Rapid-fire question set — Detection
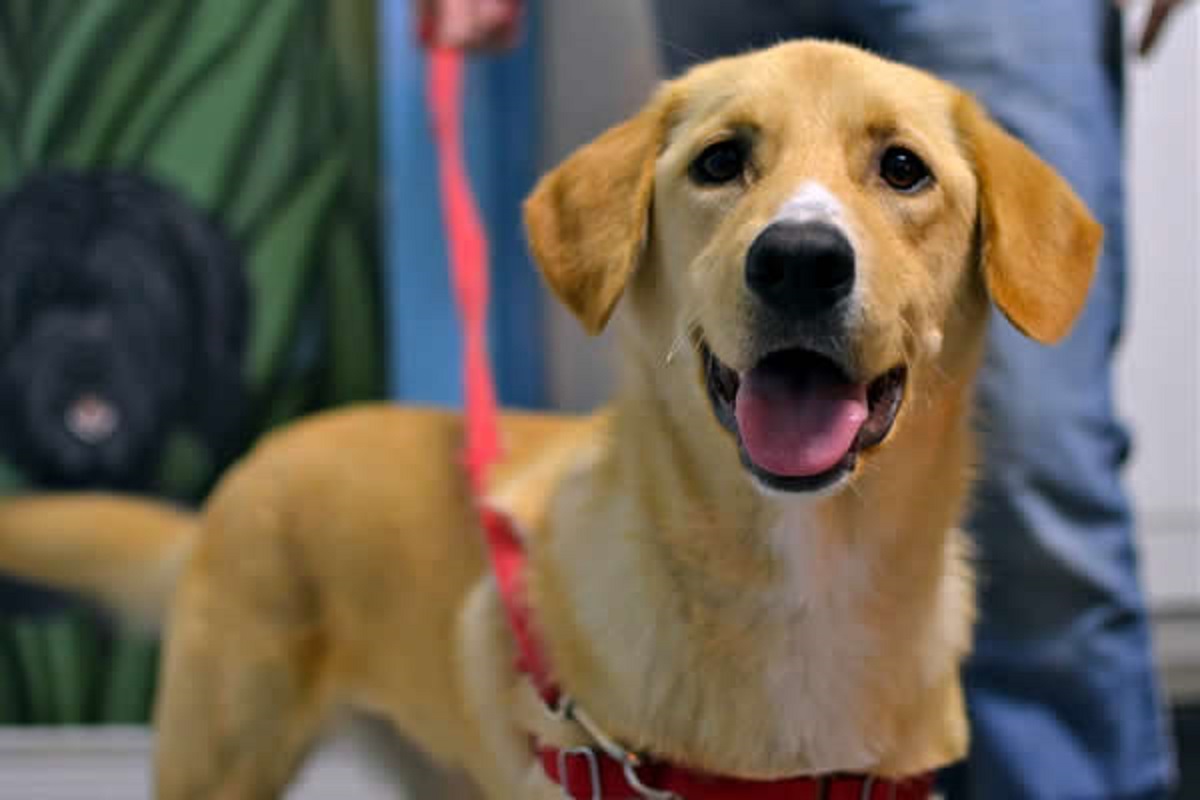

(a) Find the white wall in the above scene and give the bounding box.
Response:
[538,2,1200,609]
[1121,5,1200,607]
[538,0,657,412]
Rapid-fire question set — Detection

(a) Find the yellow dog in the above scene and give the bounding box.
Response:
[0,40,1098,798]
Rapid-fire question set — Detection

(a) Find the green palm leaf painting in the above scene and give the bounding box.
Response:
[0,0,383,724]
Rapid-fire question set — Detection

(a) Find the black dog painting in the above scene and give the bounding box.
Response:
[0,0,386,726]
[0,170,249,490]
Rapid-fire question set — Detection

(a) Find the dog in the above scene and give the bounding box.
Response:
[0,41,1098,798]
[0,169,249,490]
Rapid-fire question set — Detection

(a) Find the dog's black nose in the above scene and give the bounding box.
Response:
[745,221,855,317]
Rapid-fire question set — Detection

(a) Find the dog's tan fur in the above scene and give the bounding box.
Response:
[0,42,1099,798]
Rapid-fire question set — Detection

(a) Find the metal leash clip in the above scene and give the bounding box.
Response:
[553,696,682,800]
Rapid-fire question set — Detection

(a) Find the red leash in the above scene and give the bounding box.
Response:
[427,49,500,495]
[427,47,555,698]
[425,47,931,800]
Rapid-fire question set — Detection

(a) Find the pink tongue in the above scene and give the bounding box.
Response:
[735,363,868,478]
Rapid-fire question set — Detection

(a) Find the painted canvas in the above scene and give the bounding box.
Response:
[0,0,384,724]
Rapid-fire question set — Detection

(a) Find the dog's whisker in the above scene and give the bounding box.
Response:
[666,334,687,366]
[897,315,921,356]
[685,285,728,326]
[665,317,702,365]
[656,36,704,65]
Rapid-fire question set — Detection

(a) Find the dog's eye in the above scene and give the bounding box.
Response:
[690,140,748,186]
[880,147,931,192]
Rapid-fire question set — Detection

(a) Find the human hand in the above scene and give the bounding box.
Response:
[1117,0,1191,56]
[416,0,523,52]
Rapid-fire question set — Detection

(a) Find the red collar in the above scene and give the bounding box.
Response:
[542,747,933,800]
[430,45,934,800]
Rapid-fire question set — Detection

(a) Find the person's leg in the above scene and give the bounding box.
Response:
[839,2,1176,797]
[651,0,846,75]
[380,1,545,409]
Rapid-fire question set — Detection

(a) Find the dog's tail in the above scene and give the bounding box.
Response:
[0,494,197,628]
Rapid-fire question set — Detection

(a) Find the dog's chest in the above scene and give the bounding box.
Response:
[609,506,899,773]
[748,527,884,770]
[547,475,969,775]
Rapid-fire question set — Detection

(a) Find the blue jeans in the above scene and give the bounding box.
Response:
[380,1,545,409]
[652,2,1176,797]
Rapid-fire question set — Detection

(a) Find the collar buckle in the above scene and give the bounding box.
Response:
[557,747,602,800]
[860,775,902,800]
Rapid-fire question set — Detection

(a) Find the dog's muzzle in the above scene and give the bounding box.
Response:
[65,392,121,444]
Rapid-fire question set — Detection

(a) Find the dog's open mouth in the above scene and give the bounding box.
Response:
[702,341,907,492]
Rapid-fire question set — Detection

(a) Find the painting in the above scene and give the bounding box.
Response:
[0,0,383,724]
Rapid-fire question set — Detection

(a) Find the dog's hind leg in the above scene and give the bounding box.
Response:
[152,588,333,799]
[151,550,335,800]
[152,591,485,800]
[145,440,355,800]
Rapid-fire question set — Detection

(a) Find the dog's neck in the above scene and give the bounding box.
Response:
[527,353,976,779]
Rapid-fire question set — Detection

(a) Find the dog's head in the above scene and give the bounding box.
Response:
[525,41,1099,496]
[0,170,249,488]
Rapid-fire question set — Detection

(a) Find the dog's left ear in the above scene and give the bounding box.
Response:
[956,95,1102,344]
[523,101,664,335]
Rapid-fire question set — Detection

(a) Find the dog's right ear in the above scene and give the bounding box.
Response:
[955,94,1101,344]
[523,102,664,335]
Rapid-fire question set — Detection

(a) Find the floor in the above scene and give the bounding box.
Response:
[0,706,1196,798]
[1174,704,1199,799]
